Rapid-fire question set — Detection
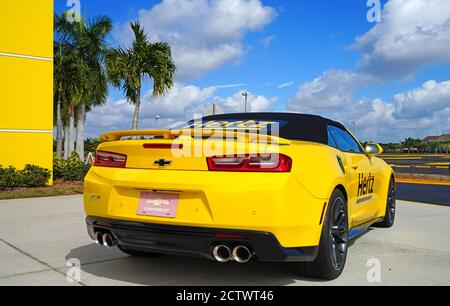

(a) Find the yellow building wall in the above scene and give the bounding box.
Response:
[0,0,53,184]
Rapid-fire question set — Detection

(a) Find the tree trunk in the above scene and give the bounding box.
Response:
[69,105,75,156]
[64,123,69,160]
[76,104,85,161]
[56,88,63,157]
[131,88,141,130]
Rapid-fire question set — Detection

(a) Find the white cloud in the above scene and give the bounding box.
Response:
[85,85,278,137]
[212,91,278,113]
[86,83,216,136]
[288,70,375,113]
[261,34,276,48]
[277,81,294,89]
[211,83,246,89]
[288,71,450,142]
[354,0,450,78]
[140,83,217,119]
[394,80,450,119]
[115,0,277,80]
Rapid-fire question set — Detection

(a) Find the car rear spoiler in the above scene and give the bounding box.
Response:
[99,129,291,145]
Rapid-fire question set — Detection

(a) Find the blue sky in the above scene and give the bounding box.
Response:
[55,0,450,142]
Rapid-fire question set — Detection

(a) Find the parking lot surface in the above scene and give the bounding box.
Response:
[0,195,449,286]
[382,155,450,176]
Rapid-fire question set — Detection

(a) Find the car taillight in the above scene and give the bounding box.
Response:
[207,154,292,172]
[94,151,127,168]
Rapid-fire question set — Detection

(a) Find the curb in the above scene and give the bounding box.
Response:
[396,178,450,186]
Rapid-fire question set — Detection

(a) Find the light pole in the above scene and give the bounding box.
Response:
[352,121,357,137]
[155,115,160,129]
[242,91,249,113]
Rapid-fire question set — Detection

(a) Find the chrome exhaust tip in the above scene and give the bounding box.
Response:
[232,246,253,264]
[213,245,232,263]
[94,232,103,245]
[102,233,117,249]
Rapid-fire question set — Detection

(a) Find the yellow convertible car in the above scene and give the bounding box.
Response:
[84,113,396,280]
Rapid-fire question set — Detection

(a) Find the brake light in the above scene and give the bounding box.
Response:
[94,151,127,168]
[207,154,292,172]
[143,143,183,149]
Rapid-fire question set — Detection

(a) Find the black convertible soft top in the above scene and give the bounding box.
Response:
[199,113,347,145]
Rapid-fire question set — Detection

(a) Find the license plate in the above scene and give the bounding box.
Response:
[137,192,179,218]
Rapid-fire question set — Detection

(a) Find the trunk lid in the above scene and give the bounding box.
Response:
[98,130,290,171]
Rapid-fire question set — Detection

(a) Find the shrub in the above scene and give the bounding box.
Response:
[53,153,65,180]
[0,164,50,189]
[60,151,90,181]
[84,138,101,155]
[0,165,20,189]
[18,165,51,188]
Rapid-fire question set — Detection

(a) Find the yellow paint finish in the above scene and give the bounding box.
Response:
[382,154,450,158]
[0,0,53,184]
[0,132,53,184]
[0,0,53,58]
[0,56,53,130]
[84,136,394,248]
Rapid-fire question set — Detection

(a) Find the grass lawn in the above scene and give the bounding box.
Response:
[0,180,83,200]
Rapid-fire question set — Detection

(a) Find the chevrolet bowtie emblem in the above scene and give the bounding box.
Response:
[154,159,172,167]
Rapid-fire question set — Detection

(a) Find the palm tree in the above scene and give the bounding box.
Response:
[54,44,65,157]
[106,21,176,130]
[402,138,414,153]
[53,43,86,159]
[55,13,112,159]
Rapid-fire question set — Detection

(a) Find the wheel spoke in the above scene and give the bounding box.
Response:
[335,212,345,226]
[334,243,342,264]
[333,206,341,223]
[331,243,338,266]
[331,225,346,235]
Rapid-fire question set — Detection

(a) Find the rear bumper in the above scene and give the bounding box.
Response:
[84,167,328,248]
[86,217,319,262]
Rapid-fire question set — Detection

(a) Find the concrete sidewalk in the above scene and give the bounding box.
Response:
[0,195,449,286]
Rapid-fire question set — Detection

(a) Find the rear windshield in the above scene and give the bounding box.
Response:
[170,113,338,144]
[172,119,287,134]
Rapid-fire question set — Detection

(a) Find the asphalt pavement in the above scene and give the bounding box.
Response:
[397,183,450,206]
[0,195,449,286]
[382,155,450,176]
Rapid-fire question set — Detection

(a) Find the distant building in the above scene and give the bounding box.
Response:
[423,134,450,143]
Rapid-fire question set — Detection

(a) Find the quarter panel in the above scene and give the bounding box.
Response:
[287,142,348,200]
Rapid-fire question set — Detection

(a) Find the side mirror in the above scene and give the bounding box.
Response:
[365,143,383,156]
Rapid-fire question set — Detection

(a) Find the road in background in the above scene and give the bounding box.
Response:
[380,155,449,205]
[394,168,449,175]
[397,183,450,206]
[382,155,449,176]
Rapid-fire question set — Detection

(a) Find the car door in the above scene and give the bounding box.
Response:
[327,126,378,227]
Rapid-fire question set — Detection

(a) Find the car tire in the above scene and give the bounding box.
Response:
[118,245,164,258]
[293,189,349,280]
[373,177,396,228]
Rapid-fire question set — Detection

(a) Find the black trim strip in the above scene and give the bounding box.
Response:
[356,195,373,204]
